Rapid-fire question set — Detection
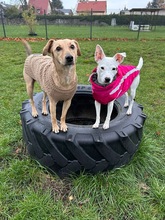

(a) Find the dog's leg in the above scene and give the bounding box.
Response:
[103,101,114,130]
[126,89,136,115]
[49,97,59,133]
[60,99,71,132]
[42,91,48,115]
[126,75,139,115]
[124,92,129,107]
[93,100,101,128]
[25,74,38,117]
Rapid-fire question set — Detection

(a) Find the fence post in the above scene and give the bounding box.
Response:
[137,24,141,40]
[44,10,48,40]
[0,9,6,38]
[90,9,93,40]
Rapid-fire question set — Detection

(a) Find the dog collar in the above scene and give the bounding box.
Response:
[89,65,140,105]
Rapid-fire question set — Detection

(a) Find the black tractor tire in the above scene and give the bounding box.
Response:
[20,85,146,177]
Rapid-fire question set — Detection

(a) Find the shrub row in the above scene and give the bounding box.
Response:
[3,14,165,26]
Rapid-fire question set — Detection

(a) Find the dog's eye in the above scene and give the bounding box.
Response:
[56,46,62,51]
[112,67,116,71]
[101,66,104,70]
[70,44,75,50]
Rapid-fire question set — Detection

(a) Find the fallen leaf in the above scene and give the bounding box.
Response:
[68,195,74,201]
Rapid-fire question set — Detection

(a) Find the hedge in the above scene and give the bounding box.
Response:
[4,14,165,26]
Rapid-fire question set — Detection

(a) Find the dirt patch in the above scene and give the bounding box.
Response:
[41,174,73,202]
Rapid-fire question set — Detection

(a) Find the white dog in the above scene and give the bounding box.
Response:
[89,44,143,130]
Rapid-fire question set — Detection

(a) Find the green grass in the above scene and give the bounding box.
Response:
[0,25,165,219]
[1,25,165,40]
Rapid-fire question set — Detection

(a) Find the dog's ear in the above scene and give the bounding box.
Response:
[42,39,55,55]
[114,52,126,64]
[95,44,105,62]
[73,40,81,56]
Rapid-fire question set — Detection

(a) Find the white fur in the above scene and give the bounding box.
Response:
[93,44,143,130]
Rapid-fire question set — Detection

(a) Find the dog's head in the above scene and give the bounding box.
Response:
[42,39,81,66]
[95,44,126,85]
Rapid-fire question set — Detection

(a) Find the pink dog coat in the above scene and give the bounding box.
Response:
[89,65,140,105]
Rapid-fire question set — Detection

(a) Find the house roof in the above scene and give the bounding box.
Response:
[56,9,73,14]
[28,0,50,14]
[77,1,107,13]
[130,8,163,13]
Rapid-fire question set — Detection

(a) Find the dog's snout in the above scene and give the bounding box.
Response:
[105,77,110,83]
[65,55,73,64]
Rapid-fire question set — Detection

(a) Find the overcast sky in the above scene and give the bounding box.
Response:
[4,0,150,13]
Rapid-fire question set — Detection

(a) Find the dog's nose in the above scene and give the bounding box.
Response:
[105,77,110,83]
[65,55,73,64]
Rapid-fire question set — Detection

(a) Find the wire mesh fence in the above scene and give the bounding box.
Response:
[0,17,165,41]
[1,24,165,41]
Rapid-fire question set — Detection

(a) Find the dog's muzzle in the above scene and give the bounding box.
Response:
[104,77,110,84]
[65,55,74,65]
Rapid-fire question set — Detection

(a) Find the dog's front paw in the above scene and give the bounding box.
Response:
[103,122,109,130]
[42,110,48,116]
[92,123,99,129]
[52,124,60,133]
[124,103,129,108]
[32,112,38,118]
[60,123,68,132]
[126,111,132,116]
[126,108,132,115]
[32,109,38,118]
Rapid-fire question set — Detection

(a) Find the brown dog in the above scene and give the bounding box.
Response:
[23,39,81,133]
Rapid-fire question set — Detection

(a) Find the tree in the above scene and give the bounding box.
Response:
[147,2,152,8]
[151,0,159,8]
[5,6,20,18]
[17,0,28,10]
[147,0,160,8]
[22,6,37,35]
[51,0,63,9]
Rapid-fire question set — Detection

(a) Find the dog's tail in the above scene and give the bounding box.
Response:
[22,39,32,56]
[136,57,143,70]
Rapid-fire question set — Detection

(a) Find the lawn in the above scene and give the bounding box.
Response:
[0,25,165,219]
[1,24,165,40]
